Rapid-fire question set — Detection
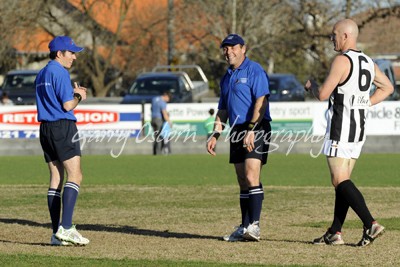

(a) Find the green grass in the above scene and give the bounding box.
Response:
[1,154,399,187]
[0,254,273,267]
[0,153,399,266]
[305,217,400,231]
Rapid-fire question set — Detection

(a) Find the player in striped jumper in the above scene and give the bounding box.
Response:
[305,19,393,246]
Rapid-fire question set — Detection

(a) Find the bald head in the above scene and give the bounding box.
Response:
[331,18,359,52]
[334,19,359,40]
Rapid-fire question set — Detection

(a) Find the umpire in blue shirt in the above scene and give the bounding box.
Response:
[151,91,172,155]
[35,36,89,246]
[207,34,272,242]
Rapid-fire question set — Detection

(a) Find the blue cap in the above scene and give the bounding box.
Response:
[220,34,245,48]
[49,36,84,53]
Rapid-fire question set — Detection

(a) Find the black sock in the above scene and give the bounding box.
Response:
[329,188,349,234]
[61,182,80,229]
[337,180,374,229]
[47,188,61,233]
[248,184,264,224]
[240,190,249,227]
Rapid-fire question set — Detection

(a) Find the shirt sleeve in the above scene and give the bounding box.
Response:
[54,71,74,104]
[251,65,270,99]
[217,95,226,110]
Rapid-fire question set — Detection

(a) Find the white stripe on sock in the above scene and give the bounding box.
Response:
[249,188,263,195]
[64,182,80,192]
[47,190,61,197]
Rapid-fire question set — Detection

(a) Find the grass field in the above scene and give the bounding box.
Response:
[0,154,399,266]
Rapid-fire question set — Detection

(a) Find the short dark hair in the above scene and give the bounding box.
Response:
[49,50,66,60]
[163,90,172,98]
[209,108,215,115]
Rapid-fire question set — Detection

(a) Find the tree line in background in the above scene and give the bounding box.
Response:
[0,0,399,97]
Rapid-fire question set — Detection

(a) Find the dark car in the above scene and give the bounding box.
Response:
[1,69,39,105]
[268,73,305,101]
[121,72,193,104]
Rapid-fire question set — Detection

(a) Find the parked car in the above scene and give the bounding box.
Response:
[121,65,209,104]
[268,73,305,101]
[121,72,194,104]
[1,69,39,105]
[371,59,399,100]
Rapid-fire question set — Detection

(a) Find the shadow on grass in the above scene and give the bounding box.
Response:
[3,218,348,246]
[265,238,359,247]
[0,218,220,243]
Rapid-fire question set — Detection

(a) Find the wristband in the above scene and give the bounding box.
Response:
[74,93,82,103]
[247,122,256,131]
[212,131,221,140]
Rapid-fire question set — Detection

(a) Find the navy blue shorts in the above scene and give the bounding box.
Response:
[229,119,271,165]
[39,120,81,163]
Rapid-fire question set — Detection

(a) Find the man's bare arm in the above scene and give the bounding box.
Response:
[370,63,394,106]
[305,55,349,101]
[213,110,228,133]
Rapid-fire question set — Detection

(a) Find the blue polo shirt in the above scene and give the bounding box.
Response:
[218,57,271,126]
[35,61,76,122]
[151,96,167,119]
